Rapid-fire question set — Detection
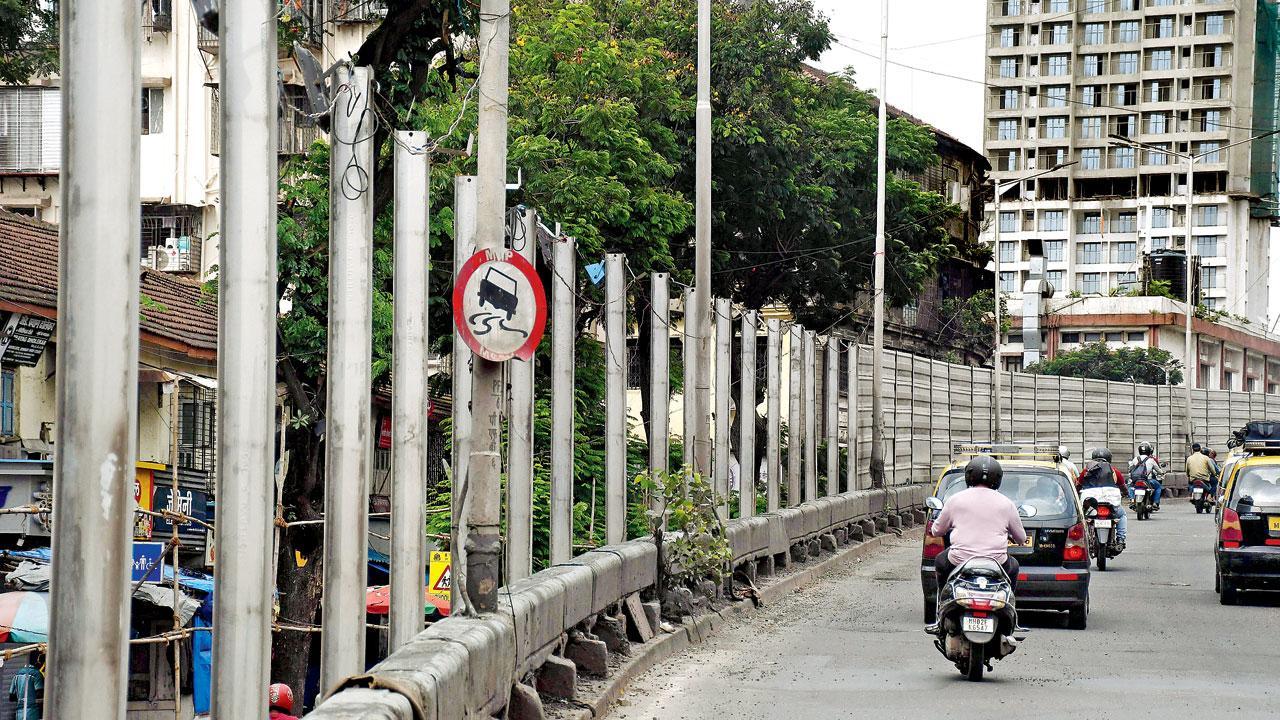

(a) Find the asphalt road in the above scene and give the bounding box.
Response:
[607,501,1280,720]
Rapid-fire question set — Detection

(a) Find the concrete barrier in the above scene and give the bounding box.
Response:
[306,485,928,719]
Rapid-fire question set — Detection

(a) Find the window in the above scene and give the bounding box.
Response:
[1147,145,1170,165]
[1151,207,1170,228]
[1044,86,1068,108]
[1117,52,1138,74]
[1118,20,1139,42]
[1046,146,1068,167]
[141,87,163,135]
[1001,88,1020,109]
[1114,146,1135,169]
[1047,54,1069,75]
[999,57,1019,78]
[1081,273,1102,294]
[1081,117,1103,139]
[1000,241,1018,262]
[1080,213,1102,234]
[999,27,1018,47]
[1045,240,1065,261]
[1084,0,1105,11]
[1081,85,1102,107]
[1001,0,1022,16]
[0,87,61,172]
[1047,270,1066,290]
[1200,110,1221,131]
[1147,80,1172,102]
[1149,49,1172,71]
[1082,54,1103,76]
[999,211,1017,232]
[997,119,1019,140]
[1078,242,1104,264]
[1114,213,1137,233]
[1106,332,1124,342]
[1151,16,1175,38]
[1084,332,1102,342]
[1198,141,1221,163]
[1040,210,1065,231]
[1084,23,1105,44]
[1047,25,1070,46]
[1113,241,1137,262]
[1061,331,1080,343]
[1150,236,1170,250]
[1199,78,1223,100]
[1050,0,1070,11]
[1127,331,1145,342]
[1117,272,1138,289]
[1147,112,1167,134]
[0,368,12,436]
[1194,236,1222,257]
[1196,205,1220,226]
[1115,84,1138,106]
[1204,14,1224,35]
[1081,147,1102,170]
[1201,266,1223,289]
[1044,116,1067,139]
[178,384,216,472]
[1000,271,1018,293]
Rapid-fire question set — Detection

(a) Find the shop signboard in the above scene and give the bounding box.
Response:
[0,313,54,367]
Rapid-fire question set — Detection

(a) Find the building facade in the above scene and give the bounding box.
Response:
[0,0,381,277]
[984,0,1280,374]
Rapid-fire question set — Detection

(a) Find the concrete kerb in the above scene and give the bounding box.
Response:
[556,526,926,720]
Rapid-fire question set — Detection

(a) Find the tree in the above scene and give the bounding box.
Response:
[0,0,56,85]
[1025,342,1184,385]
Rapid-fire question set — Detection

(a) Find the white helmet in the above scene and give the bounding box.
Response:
[1058,445,1071,460]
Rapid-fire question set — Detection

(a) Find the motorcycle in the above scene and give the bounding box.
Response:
[1130,480,1155,521]
[1190,478,1215,514]
[1081,495,1122,570]
[924,496,1030,681]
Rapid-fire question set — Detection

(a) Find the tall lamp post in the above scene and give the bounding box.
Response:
[990,161,1078,442]
[1109,129,1279,449]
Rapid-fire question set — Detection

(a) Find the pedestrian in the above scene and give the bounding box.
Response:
[269,683,300,720]
[9,652,43,720]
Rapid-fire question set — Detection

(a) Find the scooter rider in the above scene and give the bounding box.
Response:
[1130,442,1165,509]
[1186,443,1214,502]
[1057,446,1079,484]
[1076,448,1128,548]
[931,456,1027,593]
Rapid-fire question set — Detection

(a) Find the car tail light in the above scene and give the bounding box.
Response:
[1096,504,1111,519]
[1054,573,1080,581]
[1064,522,1087,562]
[1221,508,1243,548]
[923,522,945,559]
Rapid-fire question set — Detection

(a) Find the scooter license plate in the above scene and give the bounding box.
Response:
[1135,490,1147,500]
[1193,489,1204,499]
[1095,519,1113,528]
[962,616,996,634]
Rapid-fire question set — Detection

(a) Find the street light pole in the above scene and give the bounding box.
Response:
[869,0,889,489]
[694,0,713,477]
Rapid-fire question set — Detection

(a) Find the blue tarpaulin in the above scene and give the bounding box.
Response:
[192,615,212,713]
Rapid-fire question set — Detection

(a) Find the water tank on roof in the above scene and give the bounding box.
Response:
[1148,249,1189,301]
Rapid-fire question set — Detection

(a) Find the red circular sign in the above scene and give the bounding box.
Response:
[452,248,547,362]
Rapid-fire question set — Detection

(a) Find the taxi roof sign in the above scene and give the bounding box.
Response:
[952,442,1061,460]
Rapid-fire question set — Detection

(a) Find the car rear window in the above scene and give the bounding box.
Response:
[938,468,1077,521]
[1231,465,1280,507]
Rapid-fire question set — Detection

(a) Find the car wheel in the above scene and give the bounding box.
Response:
[924,597,936,624]
[1220,577,1239,606]
[1067,602,1088,630]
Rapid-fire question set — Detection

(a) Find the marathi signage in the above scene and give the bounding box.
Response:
[0,313,54,367]
[151,486,210,536]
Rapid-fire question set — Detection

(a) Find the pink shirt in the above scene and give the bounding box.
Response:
[932,486,1027,564]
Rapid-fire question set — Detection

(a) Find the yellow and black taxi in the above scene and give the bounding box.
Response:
[921,443,1091,629]
[1215,424,1280,605]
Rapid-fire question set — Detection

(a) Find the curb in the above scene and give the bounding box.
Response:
[559,527,924,719]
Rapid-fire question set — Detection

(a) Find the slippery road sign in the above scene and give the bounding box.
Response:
[453,248,547,362]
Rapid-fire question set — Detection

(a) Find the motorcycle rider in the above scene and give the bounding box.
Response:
[1186,443,1214,502]
[1076,448,1128,548]
[1129,443,1165,510]
[930,456,1027,595]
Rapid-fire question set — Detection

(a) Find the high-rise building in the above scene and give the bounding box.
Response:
[984,0,1280,386]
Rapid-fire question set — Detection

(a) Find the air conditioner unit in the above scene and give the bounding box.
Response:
[150,245,182,272]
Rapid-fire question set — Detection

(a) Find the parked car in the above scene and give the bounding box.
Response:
[1215,437,1280,605]
[922,443,1091,629]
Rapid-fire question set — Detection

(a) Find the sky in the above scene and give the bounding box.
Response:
[812,0,986,151]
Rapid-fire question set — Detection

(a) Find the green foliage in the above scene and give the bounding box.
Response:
[634,467,733,593]
[1025,342,1183,385]
[937,289,1007,352]
[1146,279,1176,300]
[0,0,56,85]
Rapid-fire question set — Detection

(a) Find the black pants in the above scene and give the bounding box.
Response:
[935,550,1019,594]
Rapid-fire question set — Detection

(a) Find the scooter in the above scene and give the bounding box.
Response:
[1190,479,1215,514]
[1082,495,1122,570]
[924,496,1029,681]
[1130,480,1155,521]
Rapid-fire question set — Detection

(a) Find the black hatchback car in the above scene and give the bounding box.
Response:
[921,459,1091,629]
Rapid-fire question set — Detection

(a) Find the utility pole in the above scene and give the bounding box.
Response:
[210,0,277,713]
[1183,154,1195,447]
[550,234,575,563]
[649,273,671,487]
[48,1,140,717]
[869,0,889,489]
[451,176,476,607]
[468,0,511,614]
[507,206,537,582]
[693,0,713,477]
[605,254,627,543]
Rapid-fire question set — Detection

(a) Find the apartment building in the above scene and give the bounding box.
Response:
[984,0,1280,374]
[0,0,382,278]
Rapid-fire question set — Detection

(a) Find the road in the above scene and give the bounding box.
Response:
[607,502,1280,720]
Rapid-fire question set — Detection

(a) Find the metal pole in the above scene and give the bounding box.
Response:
[550,234,576,563]
[683,286,697,489]
[714,298,732,516]
[450,176,477,606]
[320,65,375,693]
[847,343,858,492]
[992,190,1003,442]
[826,340,839,496]
[209,0,277,711]
[650,273,671,488]
[605,254,627,544]
[740,311,758,517]
[869,0,890,488]
[506,206,536,582]
[766,320,782,512]
[787,325,804,505]
[804,331,818,502]
[694,0,713,477]
[48,2,140,716]
[168,386,180,720]
[1184,154,1195,449]
[390,134,431,647]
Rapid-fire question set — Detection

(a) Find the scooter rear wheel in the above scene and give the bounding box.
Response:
[964,642,985,681]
